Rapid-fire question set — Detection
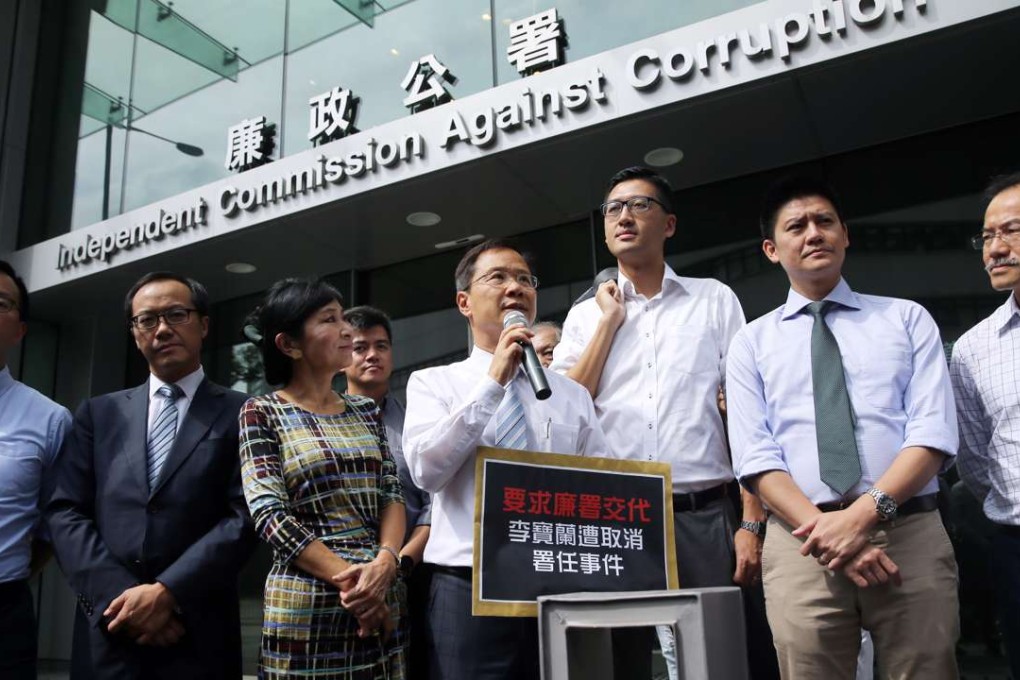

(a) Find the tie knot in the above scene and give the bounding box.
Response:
[158,383,183,400]
[806,300,834,319]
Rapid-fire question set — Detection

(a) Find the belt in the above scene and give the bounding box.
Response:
[0,579,29,597]
[429,564,472,580]
[672,484,728,513]
[817,493,938,517]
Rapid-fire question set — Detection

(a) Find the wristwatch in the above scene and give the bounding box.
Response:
[739,520,767,538]
[865,487,898,521]
[399,555,415,578]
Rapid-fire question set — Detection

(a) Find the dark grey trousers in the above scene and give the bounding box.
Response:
[426,570,539,680]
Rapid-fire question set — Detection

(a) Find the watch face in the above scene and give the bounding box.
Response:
[399,555,414,576]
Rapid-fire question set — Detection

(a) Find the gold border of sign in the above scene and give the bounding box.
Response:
[472,446,678,617]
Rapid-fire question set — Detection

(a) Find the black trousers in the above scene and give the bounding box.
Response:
[426,569,539,680]
[0,579,37,680]
[405,564,433,680]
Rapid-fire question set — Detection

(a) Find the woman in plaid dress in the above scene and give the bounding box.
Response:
[239,278,406,679]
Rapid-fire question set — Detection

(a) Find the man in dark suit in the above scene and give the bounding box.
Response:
[46,272,256,679]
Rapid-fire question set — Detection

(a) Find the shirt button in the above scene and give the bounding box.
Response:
[647,362,652,369]
[647,423,653,429]
[645,332,650,338]
[648,393,653,399]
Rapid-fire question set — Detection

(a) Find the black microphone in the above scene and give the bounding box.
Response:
[502,310,552,400]
[571,267,619,307]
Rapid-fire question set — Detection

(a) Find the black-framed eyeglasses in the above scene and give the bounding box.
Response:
[129,307,197,331]
[469,269,539,290]
[0,296,19,314]
[971,227,1020,250]
[600,195,665,219]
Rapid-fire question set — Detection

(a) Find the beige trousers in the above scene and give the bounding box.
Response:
[762,511,959,680]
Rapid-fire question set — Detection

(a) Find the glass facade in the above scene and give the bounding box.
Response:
[50,0,762,237]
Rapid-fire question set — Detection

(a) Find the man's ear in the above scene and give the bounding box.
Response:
[762,239,780,264]
[455,290,471,320]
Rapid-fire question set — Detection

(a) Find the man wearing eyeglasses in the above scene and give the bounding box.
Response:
[46,272,255,680]
[550,167,775,678]
[0,260,71,680]
[951,171,1020,678]
[403,240,608,680]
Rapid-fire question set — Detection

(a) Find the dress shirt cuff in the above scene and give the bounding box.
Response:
[902,418,958,468]
[415,507,431,526]
[734,453,791,493]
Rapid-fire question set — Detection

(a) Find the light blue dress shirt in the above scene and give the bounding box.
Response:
[726,279,958,505]
[0,366,72,582]
[379,395,431,540]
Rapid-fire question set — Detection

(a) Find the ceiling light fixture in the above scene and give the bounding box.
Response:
[390,48,400,56]
[407,211,442,227]
[225,262,257,274]
[643,147,684,167]
[482,12,492,20]
[435,234,485,250]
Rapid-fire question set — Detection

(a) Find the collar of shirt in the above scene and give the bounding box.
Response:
[992,292,1020,333]
[148,365,205,402]
[617,263,686,301]
[779,277,862,321]
[0,366,13,399]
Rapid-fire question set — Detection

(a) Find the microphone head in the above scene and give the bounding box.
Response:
[502,309,529,330]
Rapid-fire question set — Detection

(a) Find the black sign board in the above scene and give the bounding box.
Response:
[472,447,677,616]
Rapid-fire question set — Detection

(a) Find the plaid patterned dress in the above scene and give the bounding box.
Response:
[239,393,407,679]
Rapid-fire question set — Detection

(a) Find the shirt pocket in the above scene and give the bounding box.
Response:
[0,442,41,499]
[848,349,911,412]
[547,423,580,454]
[670,325,719,375]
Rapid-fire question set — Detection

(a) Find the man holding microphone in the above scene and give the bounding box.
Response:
[403,239,608,680]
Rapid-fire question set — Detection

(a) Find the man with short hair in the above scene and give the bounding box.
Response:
[726,176,959,678]
[46,272,256,679]
[343,304,431,679]
[531,321,561,368]
[0,260,72,680]
[950,171,1020,678]
[403,240,608,680]
[551,167,774,677]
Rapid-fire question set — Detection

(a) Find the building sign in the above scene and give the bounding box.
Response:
[507,8,567,75]
[308,86,359,145]
[224,116,276,172]
[472,447,677,617]
[23,0,969,281]
[402,54,456,113]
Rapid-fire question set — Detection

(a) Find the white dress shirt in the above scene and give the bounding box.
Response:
[146,366,205,434]
[550,265,745,493]
[403,346,609,567]
[951,293,1020,526]
[726,279,958,505]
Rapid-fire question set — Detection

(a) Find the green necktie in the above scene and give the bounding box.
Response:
[807,301,862,496]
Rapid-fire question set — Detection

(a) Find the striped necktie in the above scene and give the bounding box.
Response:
[147,383,183,489]
[495,380,529,450]
[807,301,862,495]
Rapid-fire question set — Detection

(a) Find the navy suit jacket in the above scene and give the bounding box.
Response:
[46,378,256,680]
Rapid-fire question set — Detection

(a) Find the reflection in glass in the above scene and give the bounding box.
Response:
[282,0,493,157]
[122,56,284,213]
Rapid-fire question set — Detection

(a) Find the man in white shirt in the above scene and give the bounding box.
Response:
[551,167,774,678]
[403,240,608,680]
[950,171,1020,679]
